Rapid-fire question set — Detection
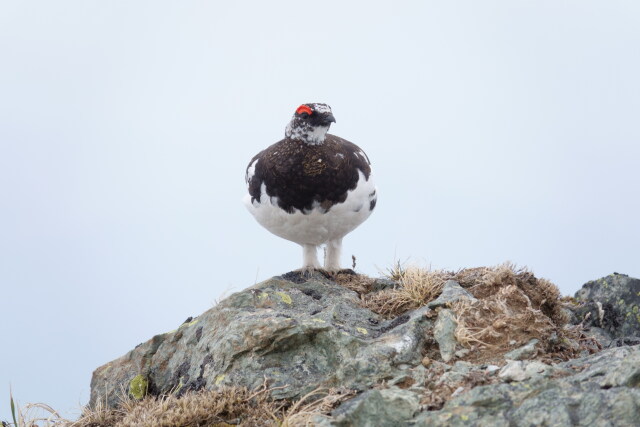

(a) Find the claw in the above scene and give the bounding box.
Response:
[296,266,323,279]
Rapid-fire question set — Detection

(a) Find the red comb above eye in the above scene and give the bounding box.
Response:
[296,105,313,116]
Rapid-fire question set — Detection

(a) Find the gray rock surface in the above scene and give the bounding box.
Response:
[498,359,553,382]
[573,273,640,344]
[504,338,539,360]
[89,271,433,408]
[313,388,420,427]
[89,271,640,426]
[427,280,476,309]
[317,345,640,426]
[498,360,527,382]
[433,309,458,362]
[413,345,640,427]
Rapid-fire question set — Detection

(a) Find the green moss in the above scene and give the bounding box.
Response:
[632,305,639,314]
[129,374,148,400]
[275,292,292,305]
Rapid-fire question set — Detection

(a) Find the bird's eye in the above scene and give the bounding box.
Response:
[296,105,313,118]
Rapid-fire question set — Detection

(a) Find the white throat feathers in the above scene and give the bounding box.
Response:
[285,122,330,145]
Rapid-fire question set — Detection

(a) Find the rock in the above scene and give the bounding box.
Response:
[389,364,431,392]
[504,338,539,360]
[436,361,476,386]
[499,360,553,383]
[313,388,420,426]
[433,309,458,362]
[90,271,434,408]
[450,386,465,397]
[485,365,500,375]
[88,271,640,426]
[454,348,470,359]
[450,361,474,375]
[427,280,476,309]
[498,361,527,382]
[563,345,640,388]
[523,360,553,378]
[414,345,640,426]
[580,325,614,344]
[609,336,640,347]
[573,273,640,343]
[370,278,398,292]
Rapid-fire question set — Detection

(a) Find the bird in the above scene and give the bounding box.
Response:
[244,103,377,273]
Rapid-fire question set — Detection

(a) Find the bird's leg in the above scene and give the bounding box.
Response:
[324,238,342,272]
[301,244,321,275]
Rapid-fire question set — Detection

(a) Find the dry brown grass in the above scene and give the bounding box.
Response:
[467,262,568,326]
[361,265,451,317]
[361,262,568,323]
[108,387,277,427]
[5,385,352,427]
[332,272,377,294]
[4,401,70,427]
[58,385,353,427]
[448,262,585,363]
[353,261,589,364]
[278,387,356,427]
[451,284,556,362]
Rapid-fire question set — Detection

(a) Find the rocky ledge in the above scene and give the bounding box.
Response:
[89,269,640,426]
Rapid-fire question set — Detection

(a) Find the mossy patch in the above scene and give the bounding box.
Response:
[129,374,148,400]
[275,291,292,304]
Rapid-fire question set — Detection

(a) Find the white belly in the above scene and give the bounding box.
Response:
[244,170,376,245]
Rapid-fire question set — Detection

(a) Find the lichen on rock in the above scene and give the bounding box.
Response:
[85,268,640,426]
[128,374,148,400]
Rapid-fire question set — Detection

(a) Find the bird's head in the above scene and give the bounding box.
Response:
[285,103,336,145]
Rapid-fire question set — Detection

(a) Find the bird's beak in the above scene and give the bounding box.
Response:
[323,113,336,125]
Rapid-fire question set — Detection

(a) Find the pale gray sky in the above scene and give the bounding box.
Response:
[1,0,638,421]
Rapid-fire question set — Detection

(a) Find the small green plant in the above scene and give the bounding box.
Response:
[10,387,19,427]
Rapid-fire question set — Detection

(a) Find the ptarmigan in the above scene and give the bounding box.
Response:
[244,103,376,272]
